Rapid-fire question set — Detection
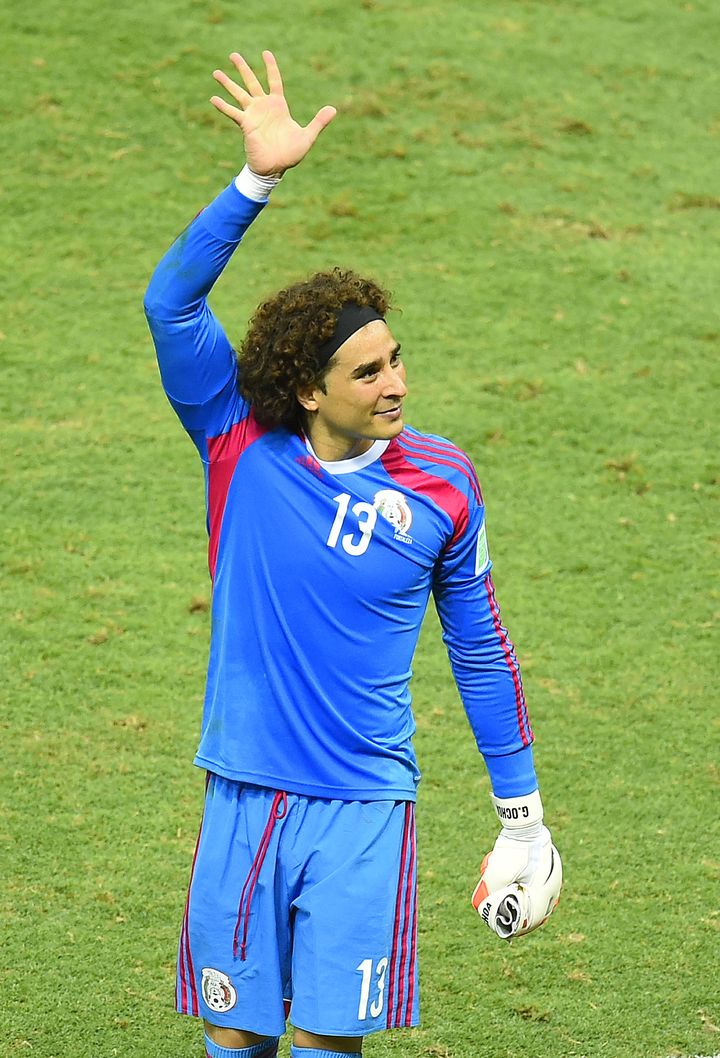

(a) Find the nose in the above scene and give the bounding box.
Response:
[383,363,407,398]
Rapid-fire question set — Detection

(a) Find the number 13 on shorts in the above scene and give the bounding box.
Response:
[356,956,388,1019]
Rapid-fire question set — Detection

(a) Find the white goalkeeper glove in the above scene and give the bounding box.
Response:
[471,790,562,940]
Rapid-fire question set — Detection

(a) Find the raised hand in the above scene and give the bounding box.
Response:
[210,50,337,177]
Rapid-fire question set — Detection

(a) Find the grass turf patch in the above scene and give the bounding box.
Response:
[2,1,718,1055]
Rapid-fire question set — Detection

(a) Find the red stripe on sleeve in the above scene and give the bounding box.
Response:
[381,441,470,548]
[399,432,483,504]
[484,575,532,746]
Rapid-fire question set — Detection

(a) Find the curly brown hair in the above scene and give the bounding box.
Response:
[237,268,393,432]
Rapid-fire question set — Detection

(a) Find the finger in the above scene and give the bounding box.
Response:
[210,95,246,128]
[262,50,284,96]
[229,52,265,96]
[304,105,337,143]
[213,69,252,108]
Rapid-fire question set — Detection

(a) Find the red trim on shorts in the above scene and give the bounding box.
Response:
[178,775,210,1017]
[386,803,416,1028]
[184,850,201,1014]
[403,817,418,1025]
[206,411,268,579]
[177,918,188,1013]
[385,805,410,1027]
[396,804,417,1027]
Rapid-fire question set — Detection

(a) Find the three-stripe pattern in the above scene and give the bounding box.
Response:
[485,573,532,745]
[386,802,418,1028]
[177,782,209,1018]
[399,427,483,505]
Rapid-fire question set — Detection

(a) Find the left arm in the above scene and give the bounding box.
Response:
[432,496,536,798]
[433,482,562,938]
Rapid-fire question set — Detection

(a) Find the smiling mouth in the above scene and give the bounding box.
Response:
[376,406,403,418]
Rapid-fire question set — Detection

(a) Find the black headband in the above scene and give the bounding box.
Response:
[316,303,385,366]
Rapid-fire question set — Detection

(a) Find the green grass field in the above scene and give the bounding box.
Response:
[2,1,718,1055]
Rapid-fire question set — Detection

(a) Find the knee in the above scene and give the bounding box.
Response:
[292,1027,363,1053]
[205,1020,279,1054]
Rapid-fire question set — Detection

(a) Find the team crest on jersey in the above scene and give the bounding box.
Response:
[201,967,237,1013]
[373,489,413,544]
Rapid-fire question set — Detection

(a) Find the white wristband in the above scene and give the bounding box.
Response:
[491,789,543,829]
[234,164,282,202]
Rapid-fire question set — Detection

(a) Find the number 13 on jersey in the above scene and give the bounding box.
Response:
[326,492,378,557]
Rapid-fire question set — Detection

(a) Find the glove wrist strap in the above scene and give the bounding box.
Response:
[491,789,543,829]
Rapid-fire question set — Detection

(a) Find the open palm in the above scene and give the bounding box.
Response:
[211,51,337,177]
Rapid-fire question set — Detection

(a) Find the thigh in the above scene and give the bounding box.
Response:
[288,798,419,1037]
[177,777,290,1036]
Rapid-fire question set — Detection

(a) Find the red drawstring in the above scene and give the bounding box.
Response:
[233,790,288,960]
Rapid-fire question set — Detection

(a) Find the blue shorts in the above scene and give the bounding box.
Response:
[176,776,419,1037]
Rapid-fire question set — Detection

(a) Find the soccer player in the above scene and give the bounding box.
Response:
[144,50,560,1058]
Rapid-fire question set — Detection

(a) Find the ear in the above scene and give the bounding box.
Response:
[296,384,320,413]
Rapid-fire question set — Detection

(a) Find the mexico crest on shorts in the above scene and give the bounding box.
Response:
[201,967,237,1013]
[373,489,413,544]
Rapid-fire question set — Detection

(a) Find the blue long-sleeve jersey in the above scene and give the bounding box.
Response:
[144,181,537,801]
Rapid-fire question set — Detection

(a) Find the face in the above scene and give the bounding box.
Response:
[298,320,407,461]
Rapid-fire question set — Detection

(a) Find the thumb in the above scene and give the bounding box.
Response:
[305,105,337,143]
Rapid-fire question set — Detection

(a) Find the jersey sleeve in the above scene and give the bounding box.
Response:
[432,475,538,798]
[143,181,267,449]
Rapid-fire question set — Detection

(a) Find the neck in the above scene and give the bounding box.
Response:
[304,424,374,463]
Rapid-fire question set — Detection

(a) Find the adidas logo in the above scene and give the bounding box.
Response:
[295,454,324,480]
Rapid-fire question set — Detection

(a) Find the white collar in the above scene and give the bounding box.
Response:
[304,437,390,474]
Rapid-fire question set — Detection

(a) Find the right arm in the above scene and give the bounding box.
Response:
[143,177,269,435]
[143,50,336,436]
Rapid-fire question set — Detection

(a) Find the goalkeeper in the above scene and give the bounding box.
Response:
[144,49,561,1058]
